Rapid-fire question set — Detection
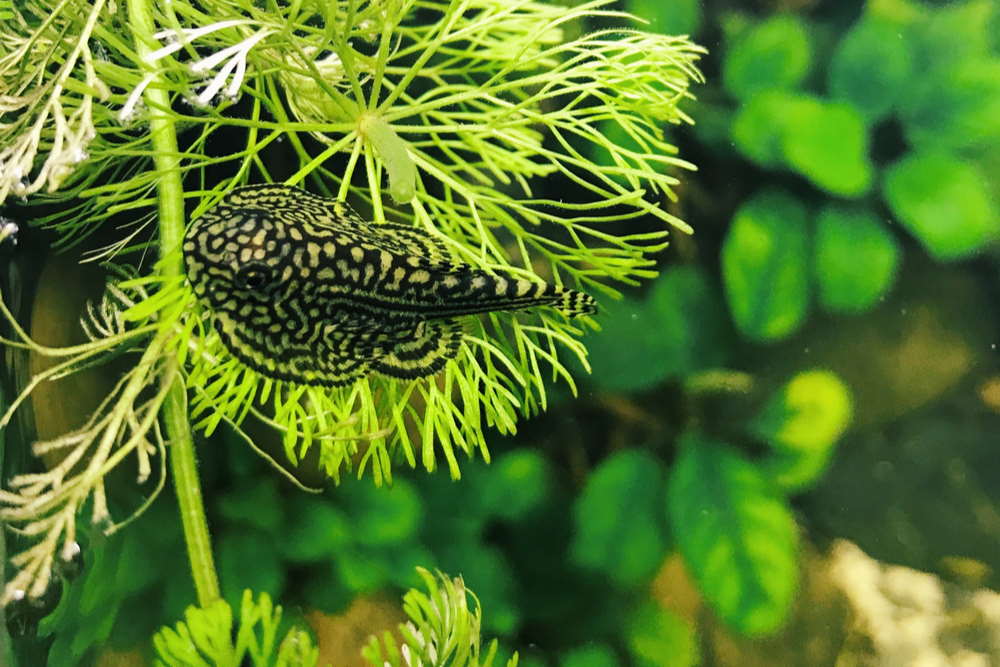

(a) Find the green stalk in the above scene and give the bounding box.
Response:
[127,0,220,605]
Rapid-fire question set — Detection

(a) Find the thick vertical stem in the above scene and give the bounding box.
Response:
[127,0,220,606]
[163,379,219,605]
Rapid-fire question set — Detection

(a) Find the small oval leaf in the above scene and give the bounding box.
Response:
[626,603,698,667]
[721,189,810,341]
[814,206,900,313]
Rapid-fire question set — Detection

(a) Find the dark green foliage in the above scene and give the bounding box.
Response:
[219,532,286,607]
[584,266,730,391]
[569,450,669,586]
[626,0,702,36]
[667,435,797,637]
[828,18,912,122]
[723,14,812,100]
[478,450,552,522]
[36,500,193,664]
[559,644,619,667]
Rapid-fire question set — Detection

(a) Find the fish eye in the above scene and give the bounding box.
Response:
[235,262,274,290]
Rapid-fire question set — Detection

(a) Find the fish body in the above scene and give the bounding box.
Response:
[183,184,595,386]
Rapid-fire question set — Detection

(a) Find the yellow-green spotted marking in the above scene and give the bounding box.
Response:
[183,184,596,387]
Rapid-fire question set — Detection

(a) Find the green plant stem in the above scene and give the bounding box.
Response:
[128,0,220,606]
[163,378,220,605]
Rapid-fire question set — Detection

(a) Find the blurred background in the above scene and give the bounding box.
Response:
[5,0,1000,664]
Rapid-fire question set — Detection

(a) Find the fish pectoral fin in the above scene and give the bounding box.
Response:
[370,318,464,380]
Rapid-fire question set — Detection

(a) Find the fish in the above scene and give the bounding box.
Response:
[183,184,596,387]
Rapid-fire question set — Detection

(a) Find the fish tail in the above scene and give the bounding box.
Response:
[552,287,597,317]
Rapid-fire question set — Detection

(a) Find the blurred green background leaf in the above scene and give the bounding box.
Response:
[828,17,912,121]
[722,189,810,341]
[626,603,698,667]
[570,450,669,586]
[723,14,812,100]
[814,206,900,313]
[584,266,731,392]
[753,370,854,491]
[667,434,798,636]
[884,152,999,259]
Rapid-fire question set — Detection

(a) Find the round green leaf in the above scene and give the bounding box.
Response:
[570,450,668,586]
[814,206,900,313]
[479,449,551,521]
[828,17,912,121]
[906,0,997,74]
[667,433,798,636]
[626,603,698,667]
[721,189,811,341]
[335,546,391,593]
[883,152,999,260]
[730,91,799,168]
[281,499,351,562]
[627,0,702,36]
[345,478,423,547]
[753,370,854,491]
[900,59,1000,152]
[781,99,872,196]
[384,543,438,590]
[723,14,812,100]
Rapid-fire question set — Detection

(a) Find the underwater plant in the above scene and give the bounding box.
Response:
[0,0,703,659]
[151,569,511,666]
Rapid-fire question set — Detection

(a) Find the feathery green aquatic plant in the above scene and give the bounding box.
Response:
[151,569,510,667]
[362,568,516,667]
[0,0,702,605]
[152,589,320,666]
